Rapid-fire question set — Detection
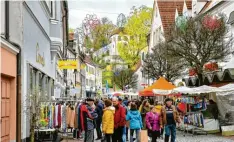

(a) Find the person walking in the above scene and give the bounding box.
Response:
[102,99,115,142]
[112,97,126,142]
[161,98,180,142]
[125,101,132,141]
[146,106,162,142]
[139,100,150,129]
[126,103,143,142]
[83,98,98,142]
[154,101,163,139]
[94,99,104,140]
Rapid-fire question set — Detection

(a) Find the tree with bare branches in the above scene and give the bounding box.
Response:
[168,15,233,85]
[113,69,138,91]
[142,42,184,82]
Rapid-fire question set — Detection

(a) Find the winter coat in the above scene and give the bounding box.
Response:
[102,106,115,134]
[161,105,180,125]
[126,110,143,129]
[114,104,126,128]
[145,112,162,131]
[96,101,104,121]
[86,105,98,130]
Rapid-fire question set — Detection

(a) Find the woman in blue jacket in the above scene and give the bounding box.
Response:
[126,103,143,142]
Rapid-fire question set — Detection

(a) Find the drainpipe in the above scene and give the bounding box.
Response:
[5,1,22,141]
[5,1,9,40]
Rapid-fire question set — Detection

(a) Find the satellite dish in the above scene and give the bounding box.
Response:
[117,13,127,28]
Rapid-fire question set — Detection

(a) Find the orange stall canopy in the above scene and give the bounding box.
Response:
[139,77,176,96]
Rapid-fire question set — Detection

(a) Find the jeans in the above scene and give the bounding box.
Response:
[85,129,94,142]
[112,127,124,142]
[96,119,102,139]
[105,134,112,142]
[130,129,140,142]
[122,126,126,142]
[165,124,176,142]
[126,127,129,140]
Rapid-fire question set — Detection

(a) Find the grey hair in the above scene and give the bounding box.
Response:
[112,96,118,101]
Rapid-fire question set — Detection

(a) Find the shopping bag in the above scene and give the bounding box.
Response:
[139,130,148,142]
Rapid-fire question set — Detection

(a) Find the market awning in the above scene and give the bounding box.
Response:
[139,77,176,96]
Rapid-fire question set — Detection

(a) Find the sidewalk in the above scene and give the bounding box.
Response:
[61,131,234,142]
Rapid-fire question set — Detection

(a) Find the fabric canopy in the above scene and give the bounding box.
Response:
[139,77,176,96]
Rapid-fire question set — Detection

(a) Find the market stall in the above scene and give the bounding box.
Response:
[172,84,234,136]
[139,77,176,98]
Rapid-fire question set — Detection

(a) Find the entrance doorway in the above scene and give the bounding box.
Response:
[1,76,11,142]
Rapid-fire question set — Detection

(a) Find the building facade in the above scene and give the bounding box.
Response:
[84,56,103,98]
[0,1,69,141]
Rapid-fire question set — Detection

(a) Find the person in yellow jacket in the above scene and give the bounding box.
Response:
[102,99,115,142]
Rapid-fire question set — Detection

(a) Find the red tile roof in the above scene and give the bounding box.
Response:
[185,0,192,10]
[157,1,184,38]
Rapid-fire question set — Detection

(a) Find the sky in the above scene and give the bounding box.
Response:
[68,0,154,29]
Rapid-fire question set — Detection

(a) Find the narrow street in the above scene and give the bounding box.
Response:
[61,131,234,142]
[1,0,234,142]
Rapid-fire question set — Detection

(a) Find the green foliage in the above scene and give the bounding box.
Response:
[103,71,113,88]
[117,6,152,67]
[83,17,116,50]
[113,69,138,90]
[69,28,74,33]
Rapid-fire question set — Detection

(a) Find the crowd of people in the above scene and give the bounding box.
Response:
[77,96,181,142]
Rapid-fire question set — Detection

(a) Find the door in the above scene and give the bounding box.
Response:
[1,76,11,142]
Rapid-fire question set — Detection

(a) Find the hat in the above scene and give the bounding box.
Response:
[165,98,173,103]
[86,97,94,102]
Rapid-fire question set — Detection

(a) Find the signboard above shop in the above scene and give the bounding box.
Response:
[58,60,78,69]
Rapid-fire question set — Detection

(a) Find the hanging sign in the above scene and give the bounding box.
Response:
[58,60,78,69]
[36,43,45,66]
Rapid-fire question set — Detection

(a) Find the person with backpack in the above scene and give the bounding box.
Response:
[126,103,143,142]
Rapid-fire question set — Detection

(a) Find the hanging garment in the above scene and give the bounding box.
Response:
[74,103,79,129]
[58,104,62,127]
[49,105,53,128]
[66,106,72,127]
[70,110,75,128]
[52,105,55,128]
[55,105,58,126]
[61,104,67,130]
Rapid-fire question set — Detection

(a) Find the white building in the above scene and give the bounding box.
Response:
[84,56,103,97]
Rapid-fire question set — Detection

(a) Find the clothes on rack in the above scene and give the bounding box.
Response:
[183,113,204,127]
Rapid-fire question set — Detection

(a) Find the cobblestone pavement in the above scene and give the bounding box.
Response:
[62,130,234,142]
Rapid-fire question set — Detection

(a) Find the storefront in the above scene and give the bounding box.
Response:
[1,38,19,142]
[21,4,58,140]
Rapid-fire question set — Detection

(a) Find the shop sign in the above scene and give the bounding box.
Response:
[36,43,45,66]
[58,60,78,69]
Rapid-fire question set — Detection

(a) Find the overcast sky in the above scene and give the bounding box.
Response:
[68,0,154,29]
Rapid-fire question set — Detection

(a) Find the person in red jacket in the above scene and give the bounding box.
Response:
[112,97,126,142]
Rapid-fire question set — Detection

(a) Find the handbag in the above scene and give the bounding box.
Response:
[139,130,148,142]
